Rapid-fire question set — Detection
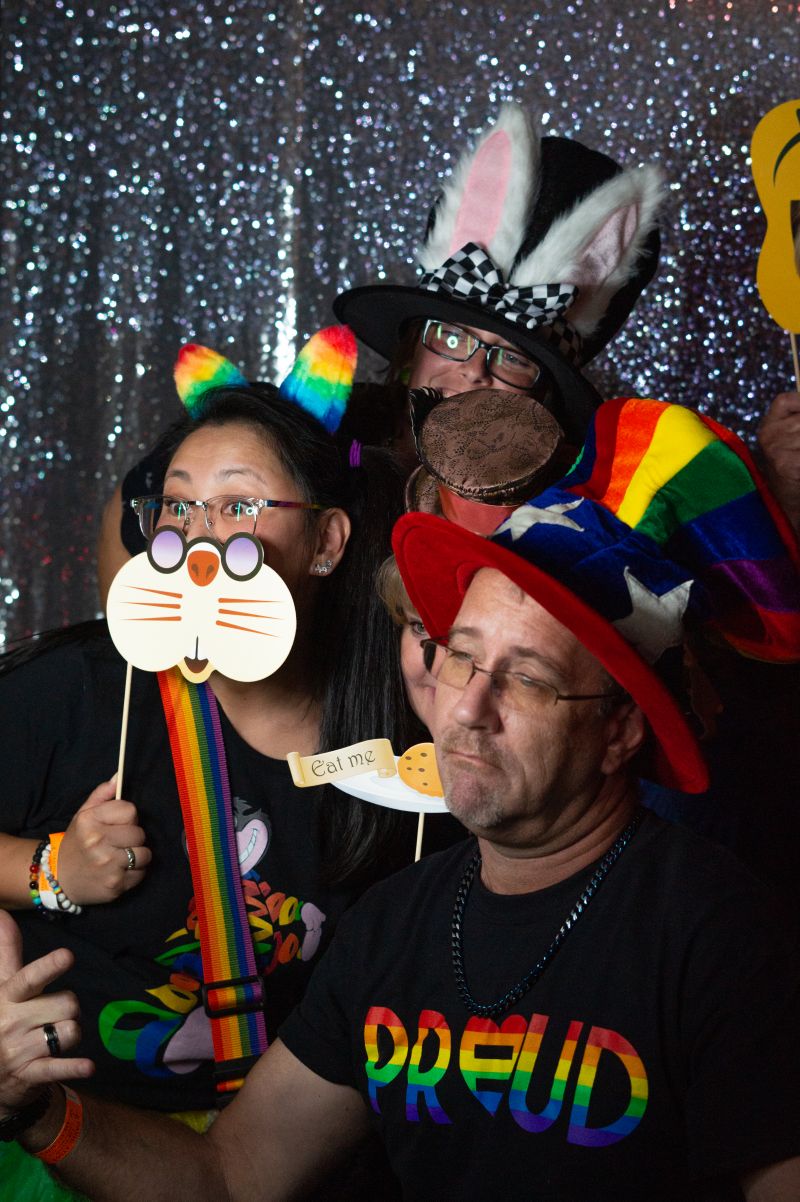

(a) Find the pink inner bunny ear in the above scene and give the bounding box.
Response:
[450,129,512,257]
[564,204,641,330]
[574,205,640,290]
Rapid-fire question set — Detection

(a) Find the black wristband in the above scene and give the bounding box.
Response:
[0,1087,53,1142]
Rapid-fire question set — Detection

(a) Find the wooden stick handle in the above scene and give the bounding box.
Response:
[414,812,426,863]
[116,662,133,799]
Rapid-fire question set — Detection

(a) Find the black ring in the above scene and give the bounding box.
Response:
[43,1023,60,1058]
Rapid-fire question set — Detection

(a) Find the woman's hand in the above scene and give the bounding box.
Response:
[0,910,92,1118]
[57,777,152,905]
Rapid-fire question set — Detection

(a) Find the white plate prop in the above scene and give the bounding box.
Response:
[331,757,447,814]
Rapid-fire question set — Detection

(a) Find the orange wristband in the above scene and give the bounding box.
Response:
[33,1085,83,1165]
[49,832,65,879]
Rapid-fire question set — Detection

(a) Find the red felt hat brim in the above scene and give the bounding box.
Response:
[393,512,708,794]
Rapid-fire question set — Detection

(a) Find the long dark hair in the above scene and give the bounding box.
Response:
[169,384,422,886]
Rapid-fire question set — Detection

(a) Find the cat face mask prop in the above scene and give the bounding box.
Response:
[106,529,297,684]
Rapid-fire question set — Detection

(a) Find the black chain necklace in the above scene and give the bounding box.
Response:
[451,811,643,1019]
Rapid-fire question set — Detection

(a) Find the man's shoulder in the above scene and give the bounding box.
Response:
[635,809,793,930]
[639,808,753,875]
[347,839,475,922]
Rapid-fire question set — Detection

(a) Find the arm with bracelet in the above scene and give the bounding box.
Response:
[0,910,366,1202]
[0,777,150,912]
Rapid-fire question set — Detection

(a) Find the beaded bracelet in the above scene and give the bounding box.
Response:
[40,843,82,916]
[29,838,55,921]
[37,843,59,911]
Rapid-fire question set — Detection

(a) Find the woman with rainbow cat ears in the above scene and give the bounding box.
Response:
[0,329,427,1198]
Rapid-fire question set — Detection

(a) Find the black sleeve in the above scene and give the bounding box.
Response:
[0,638,121,835]
[279,902,363,1088]
[682,877,800,1181]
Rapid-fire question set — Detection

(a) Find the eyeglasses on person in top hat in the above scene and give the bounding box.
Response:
[420,320,542,390]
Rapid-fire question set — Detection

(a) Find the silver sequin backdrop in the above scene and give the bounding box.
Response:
[2,0,798,641]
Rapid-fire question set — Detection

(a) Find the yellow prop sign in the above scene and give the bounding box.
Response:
[751,98,800,334]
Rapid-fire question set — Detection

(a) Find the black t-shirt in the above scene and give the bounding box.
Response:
[281,813,800,1201]
[0,630,357,1111]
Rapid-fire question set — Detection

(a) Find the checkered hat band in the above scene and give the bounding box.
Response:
[419,243,580,340]
[535,318,584,367]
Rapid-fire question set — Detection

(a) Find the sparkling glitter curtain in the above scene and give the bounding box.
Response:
[2,1,798,642]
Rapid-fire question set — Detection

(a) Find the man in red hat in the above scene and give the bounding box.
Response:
[2,398,799,1201]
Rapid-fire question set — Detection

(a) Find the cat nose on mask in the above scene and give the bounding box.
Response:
[187,548,220,587]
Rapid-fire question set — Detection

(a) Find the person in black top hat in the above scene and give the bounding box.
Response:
[334,105,662,445]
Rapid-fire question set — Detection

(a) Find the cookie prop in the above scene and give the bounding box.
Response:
[293,738,448,862]
[397,742,444,797]
[331,765,447,811]
[750,99,800,385]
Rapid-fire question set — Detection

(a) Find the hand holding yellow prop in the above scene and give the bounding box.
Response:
[751,99,800,385]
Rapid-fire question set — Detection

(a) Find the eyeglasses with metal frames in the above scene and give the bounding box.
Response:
[420,319,541,389]
[131,494,324,542]
[421,638,620,711]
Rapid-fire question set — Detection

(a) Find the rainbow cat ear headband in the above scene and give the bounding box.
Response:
[173,325,358,433]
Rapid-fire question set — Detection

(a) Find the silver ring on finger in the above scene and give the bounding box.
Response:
[124,846,137,871]
[43,1023,61,1058]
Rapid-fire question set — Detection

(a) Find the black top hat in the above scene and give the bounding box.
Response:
[335,106,663,441]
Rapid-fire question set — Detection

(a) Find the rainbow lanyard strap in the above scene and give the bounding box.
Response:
[158,666,268,1099]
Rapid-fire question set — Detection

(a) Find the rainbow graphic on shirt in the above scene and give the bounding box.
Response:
[566,1025,648,1146]
[278,325,356,434]
[364,1006,648,1147]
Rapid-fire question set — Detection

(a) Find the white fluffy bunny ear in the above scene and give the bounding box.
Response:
[509,164,664,340]
[418,104,540,278]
